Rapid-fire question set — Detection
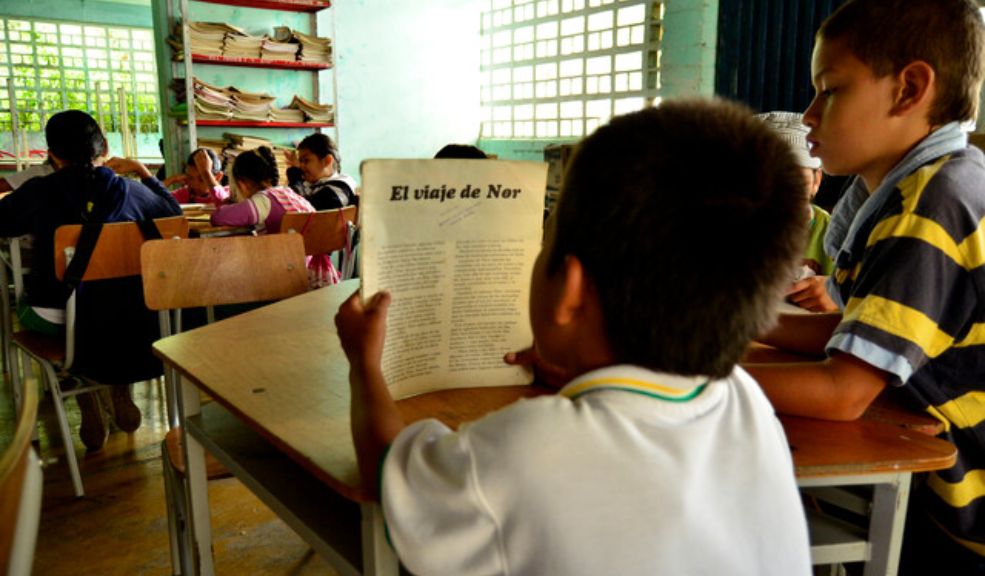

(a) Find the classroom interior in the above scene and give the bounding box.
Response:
[1,0,984,575]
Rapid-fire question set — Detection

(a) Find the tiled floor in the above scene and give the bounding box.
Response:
[30,379,341,575]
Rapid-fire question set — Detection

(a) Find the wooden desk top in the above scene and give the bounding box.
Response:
[154,282,956,502]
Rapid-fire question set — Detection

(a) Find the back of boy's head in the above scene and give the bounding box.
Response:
[46,110,107,166]
[298,133,340,166]
[550,99,807,378]
[434,144,488,159]
[819,0,985,126]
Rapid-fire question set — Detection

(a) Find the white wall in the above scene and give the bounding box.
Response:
[328,0,481,181]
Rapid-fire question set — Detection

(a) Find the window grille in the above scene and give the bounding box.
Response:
[480,0,663,140]
[0,18,160,135]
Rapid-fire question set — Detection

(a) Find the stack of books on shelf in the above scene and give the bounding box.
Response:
[223,32,264,59]
[273,26,332,65]
[294,31,332,64]
[288,95,334,123]
[268,107,307,123]
[260,37,300,61]
[230,87,277,122]
[222,133,292,185]
[193,78,235,120]
[185,77,331,124]
[188,22,248,57]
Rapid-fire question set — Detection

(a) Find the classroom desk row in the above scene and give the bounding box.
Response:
[153,281,956,576]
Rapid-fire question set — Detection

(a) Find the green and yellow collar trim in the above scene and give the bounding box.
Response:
[559,367,708,403]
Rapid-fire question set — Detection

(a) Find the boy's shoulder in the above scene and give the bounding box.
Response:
[908,145,985,210]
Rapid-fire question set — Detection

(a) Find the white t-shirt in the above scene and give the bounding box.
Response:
[382,364,811,576]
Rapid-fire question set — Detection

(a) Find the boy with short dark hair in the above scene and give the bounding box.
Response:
[745,0,985,572]
[336,100,812,575]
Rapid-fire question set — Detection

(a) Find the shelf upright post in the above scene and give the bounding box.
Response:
[180,0,198,151]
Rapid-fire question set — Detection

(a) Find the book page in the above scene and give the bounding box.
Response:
[360,159,548,399]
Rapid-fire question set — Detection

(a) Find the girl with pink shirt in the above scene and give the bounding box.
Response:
[210,146,314,233]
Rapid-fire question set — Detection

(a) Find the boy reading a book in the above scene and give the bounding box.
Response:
[335,99,812,576]
[744,0,985,572]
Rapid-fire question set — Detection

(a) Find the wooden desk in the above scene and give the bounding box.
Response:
[155,282,956,576]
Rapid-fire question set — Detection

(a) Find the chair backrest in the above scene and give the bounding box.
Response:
[280,206,357,256]
[53,216,189,281]
[140,234,308,311]
[0,369,41,575]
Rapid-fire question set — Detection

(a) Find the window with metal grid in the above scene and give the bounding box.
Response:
[480,0,662,140]
[0,18,160,136]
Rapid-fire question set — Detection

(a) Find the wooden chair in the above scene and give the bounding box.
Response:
[9,216,189,497]
[281,206,358,281]
[0,361,41,576]
[140,233,308,576]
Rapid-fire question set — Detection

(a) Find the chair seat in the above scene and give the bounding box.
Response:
[12,330,65,365]
[164,427,232,480]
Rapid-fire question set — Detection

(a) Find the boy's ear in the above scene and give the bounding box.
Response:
[891,60,935,117]
[553,255,589,326]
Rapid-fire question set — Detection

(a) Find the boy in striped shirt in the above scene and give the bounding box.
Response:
[745,1,985,573]
[335,100,812,576]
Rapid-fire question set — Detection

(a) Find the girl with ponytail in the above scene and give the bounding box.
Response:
[210,146,315,233]
[0,109,182,450]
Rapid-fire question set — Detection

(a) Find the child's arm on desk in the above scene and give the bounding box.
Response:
[745,351,889,421]
[335,291,406,496]
[758,311,843,356]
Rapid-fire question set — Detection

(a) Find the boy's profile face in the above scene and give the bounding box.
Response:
[804,36,902,189]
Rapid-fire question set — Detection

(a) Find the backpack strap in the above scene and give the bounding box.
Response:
[136,218,163,240]
[63,222,103,290]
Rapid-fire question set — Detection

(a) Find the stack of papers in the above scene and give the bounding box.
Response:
[221,133,292,185]
[288,95,334,123]
[193,77,235,120]
[293,30,332,64]
[229,87,277,122]
[188,22,247,57]
[223,33,264,59]
[260,38,300,61]
[268,107,306,123]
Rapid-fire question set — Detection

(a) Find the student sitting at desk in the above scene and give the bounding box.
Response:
[757,111,837,312]
[0,110,182,451]
[336,100,812,576]
[211,146,314,234]
[286,133,358,210]
[745,1,985,573]
[167,148,229,208]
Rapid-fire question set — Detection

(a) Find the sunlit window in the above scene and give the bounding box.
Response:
[0,18,161,135]
[480,0,663,140]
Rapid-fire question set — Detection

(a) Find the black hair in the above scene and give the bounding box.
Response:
[45,110,107,167]
[434,144,488,159]
[232,146,279,187]
[45,110,109,219]
[819,0,985,125]
[549,99,807,378]
[297,133,340,168]
[186,148,223,175]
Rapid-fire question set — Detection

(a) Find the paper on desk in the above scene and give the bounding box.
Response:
[360,159,547,399]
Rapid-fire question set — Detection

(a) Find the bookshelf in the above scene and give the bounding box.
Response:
[152,0,338,172]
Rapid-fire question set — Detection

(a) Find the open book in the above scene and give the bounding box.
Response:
[359,159,548,399]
